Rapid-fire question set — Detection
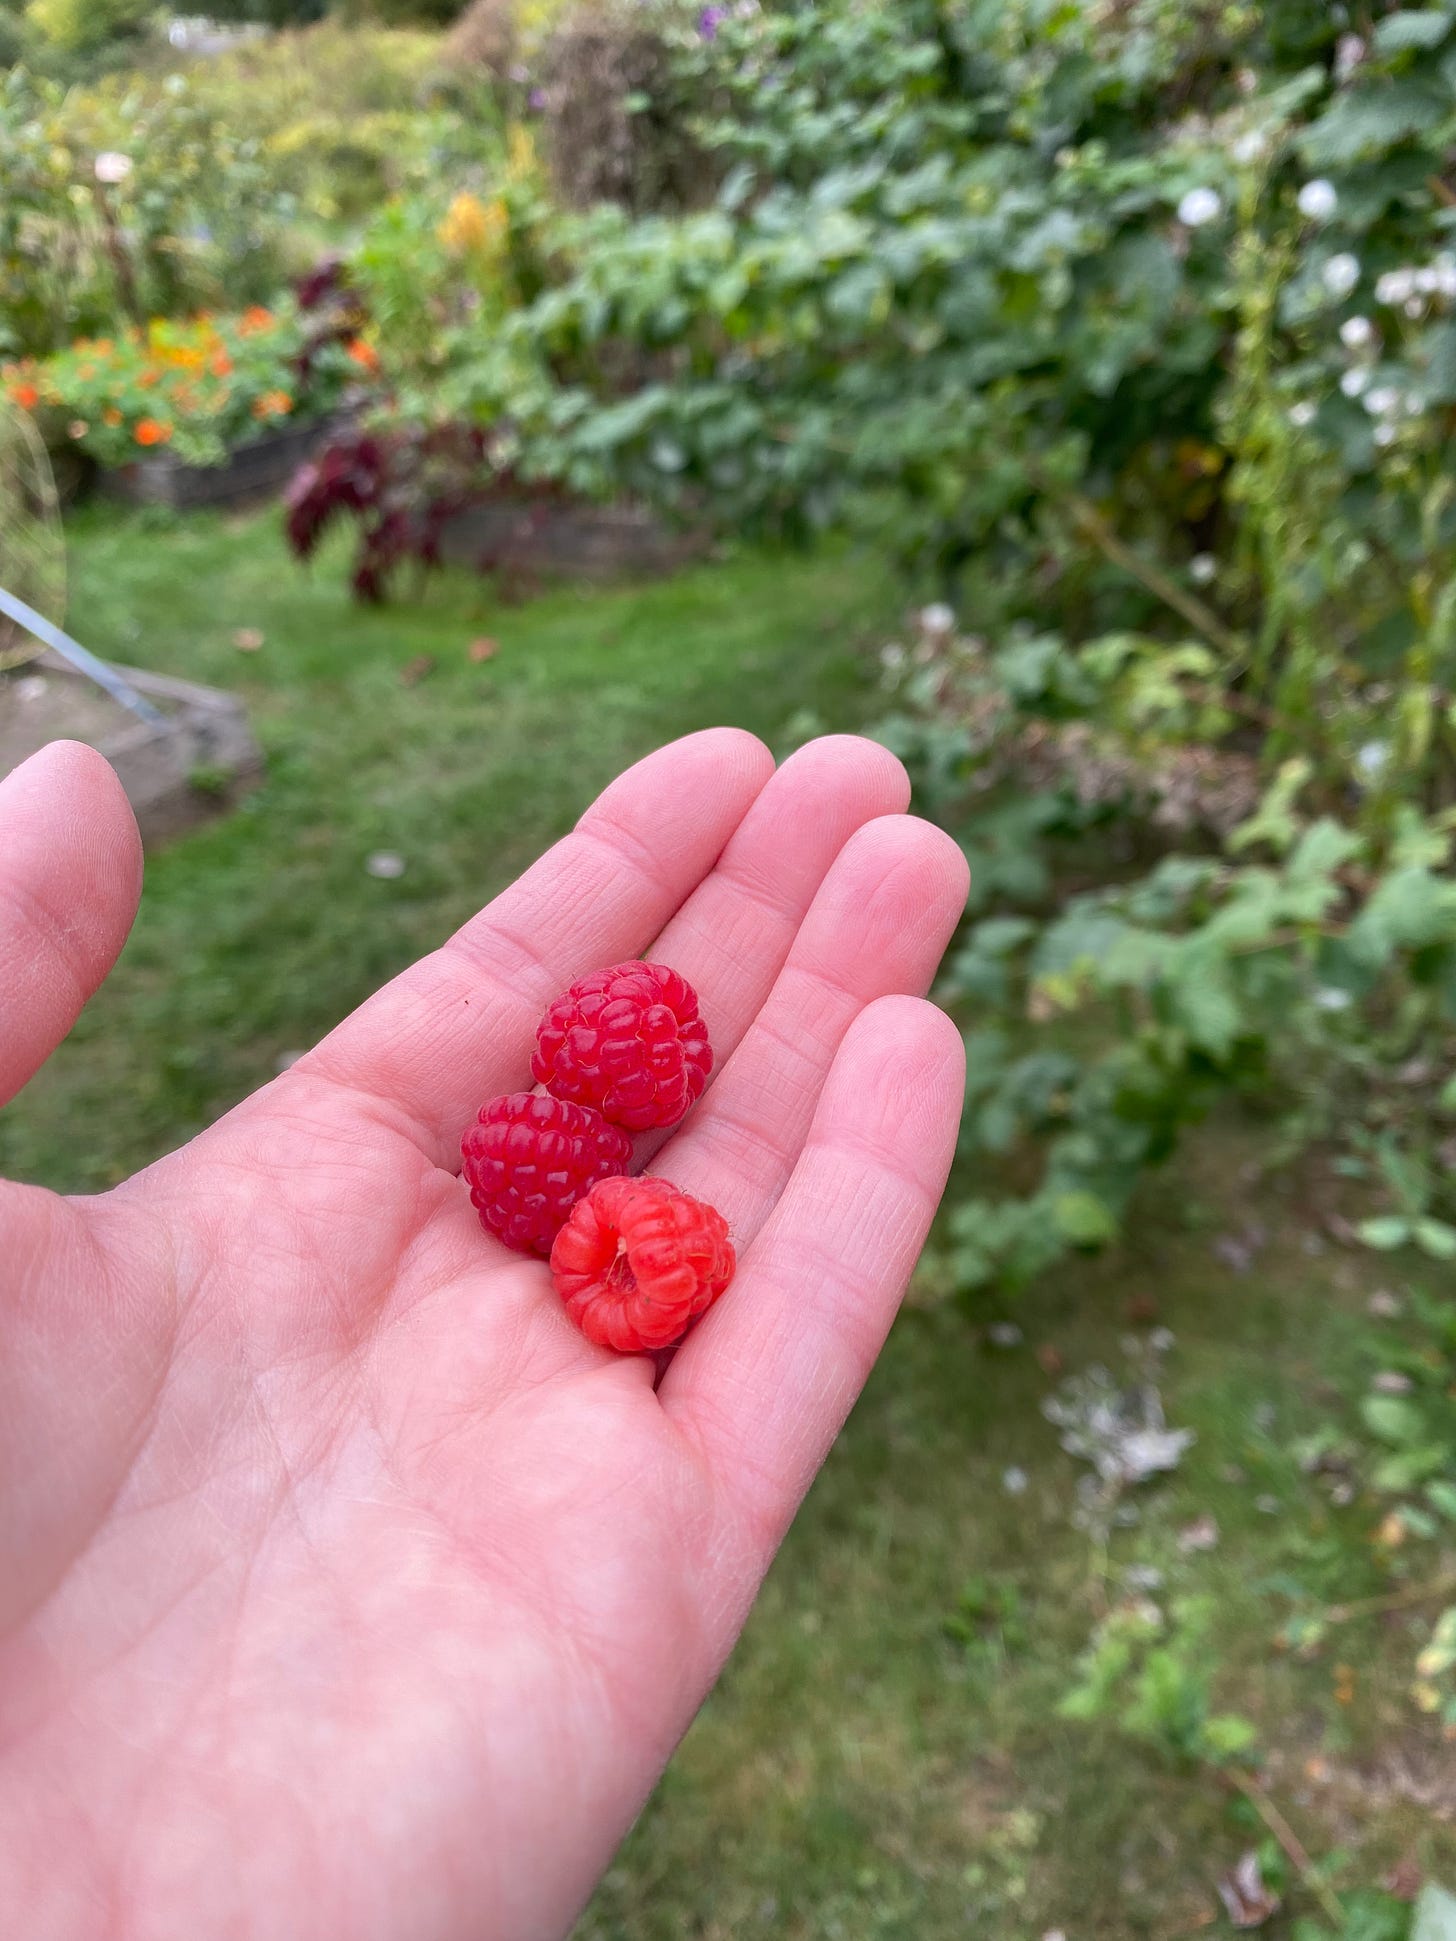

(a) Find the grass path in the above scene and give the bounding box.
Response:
[1,509,885,1189]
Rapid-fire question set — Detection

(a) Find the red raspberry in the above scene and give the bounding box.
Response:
[532,961,712,1133]
[550,1175,736,1353]
[461,1093,633,1258]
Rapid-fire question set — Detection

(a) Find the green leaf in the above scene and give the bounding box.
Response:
[1361,1393,1429,1445]
[1423,321,1456,403]
[1373,10,1455,56]
[1357,1215,1413,1251]
[1416,1607,1456,1679]
[1202,1712,1259,1759]
[1052,1190,1120,1248]
[1300,79,1448,168]
[1414,1880,1456,1941]
[1426,1479,1456,1521]
[1416,1218,1456,1260]
[1373,1446,1451,1490]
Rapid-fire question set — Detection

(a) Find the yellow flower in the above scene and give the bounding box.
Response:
[439,191,509,258]
[507,123,538,184]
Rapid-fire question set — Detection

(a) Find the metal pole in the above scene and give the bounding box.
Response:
[0,583,166,726]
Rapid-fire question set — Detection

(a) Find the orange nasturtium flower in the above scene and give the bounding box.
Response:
[238,306,274,336]
[252,390,294,420]
[211,351,234,378]
[9,382,40,411]
[346,338,379,373]
[103,408,123,427]
[134,418,173,447]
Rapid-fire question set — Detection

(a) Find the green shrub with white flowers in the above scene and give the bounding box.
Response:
[398,0,1456,1288]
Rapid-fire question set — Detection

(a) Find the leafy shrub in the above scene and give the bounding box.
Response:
[336,0,1456,1281]
[0,67,298,356]
[23,0,157,58]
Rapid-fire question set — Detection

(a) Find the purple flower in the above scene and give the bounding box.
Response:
[699,5,727,38]
[528,87,546,111]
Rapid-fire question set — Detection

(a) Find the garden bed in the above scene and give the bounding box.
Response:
[100,413,347,511]
[437,495,706,583]
[0,653,262,845]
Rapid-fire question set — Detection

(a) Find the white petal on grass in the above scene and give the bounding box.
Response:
[1340,315,1376,350]
[94,151,133,184]
[1364,385,1401,416]
[1374,423,1398,446]
[1341,367,1370,398]
[1376,269,1415,305]
[1189,553,1217,584]
[1288,400,1317,427]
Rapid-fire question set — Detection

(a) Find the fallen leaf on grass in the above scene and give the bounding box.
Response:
[232,628,264,652]
[1216,1851,1281,1929]
[400,654,436,687]
[469,637,500,662]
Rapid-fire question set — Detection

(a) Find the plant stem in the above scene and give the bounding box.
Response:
[1226,1770,1346,1929]
[1322,1570,1456,1627]
[1057,488,1249,664]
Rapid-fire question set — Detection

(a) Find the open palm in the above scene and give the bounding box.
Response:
[0,730,968,1941]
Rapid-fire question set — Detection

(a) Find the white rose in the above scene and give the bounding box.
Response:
[1321,254,1360,298]
[1177,186,1223,228]
[1375,269,1415,305]
[1297,179,1338,220]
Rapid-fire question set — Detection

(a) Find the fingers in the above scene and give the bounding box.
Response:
[0,742,143,1112]
[662,997,966,1565]
[303,729,773,1163]
[628,735,911,1166]
[648,813,968,1219]
[304,731,912,1171]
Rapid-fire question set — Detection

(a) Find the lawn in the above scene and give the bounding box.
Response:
[4,509,1454,1936]
[0,506,887,1190]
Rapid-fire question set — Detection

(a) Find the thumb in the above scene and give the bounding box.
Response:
[0,740,143,1112]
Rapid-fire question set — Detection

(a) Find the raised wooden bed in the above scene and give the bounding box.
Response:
[438,496,707,582]
[100,413,346,511]
[1,653,263,847]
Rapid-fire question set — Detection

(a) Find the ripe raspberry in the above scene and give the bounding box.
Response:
[533,960,712,1133]
[461,1093,633,1258]
[550,1175,735,1353]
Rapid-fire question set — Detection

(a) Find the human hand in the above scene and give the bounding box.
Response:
[0,730,967,1940]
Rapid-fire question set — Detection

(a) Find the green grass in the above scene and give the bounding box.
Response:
[583,1132,1456,1938]
[0,507,887,1189]
[5,509,1455,1937]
